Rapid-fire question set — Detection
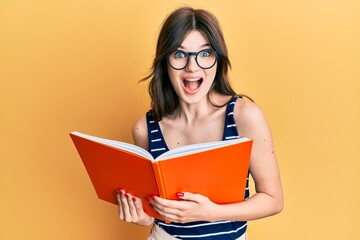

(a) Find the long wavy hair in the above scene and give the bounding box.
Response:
[141,7,250,122]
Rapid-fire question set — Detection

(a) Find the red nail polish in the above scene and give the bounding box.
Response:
[115,189,120,194]
[150,195,156,200]
[132,197,136,202]
[176,192,184,197]
[146,197,151,202]
[125,193,129,198]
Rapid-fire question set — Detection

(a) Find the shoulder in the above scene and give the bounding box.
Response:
[132,115,148,150]
[210,91,233,106]
[234,97,264,121]
[233,97,270,137]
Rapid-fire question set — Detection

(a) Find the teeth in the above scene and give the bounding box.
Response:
[184,78,201,81]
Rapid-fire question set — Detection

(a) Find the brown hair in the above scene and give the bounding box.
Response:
[142,7,250,122]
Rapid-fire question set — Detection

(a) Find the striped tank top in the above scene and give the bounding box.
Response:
[146,96,250,240]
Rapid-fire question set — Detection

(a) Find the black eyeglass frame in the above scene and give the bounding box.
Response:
[167,49,218,70]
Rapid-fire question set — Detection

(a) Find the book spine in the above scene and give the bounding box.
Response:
[152,162,167,198]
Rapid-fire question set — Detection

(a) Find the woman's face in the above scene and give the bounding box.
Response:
[167,30,217,105]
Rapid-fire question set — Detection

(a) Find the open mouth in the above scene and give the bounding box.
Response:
[182,78,203,94]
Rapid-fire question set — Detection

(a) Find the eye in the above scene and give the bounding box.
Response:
[199,50,212,57]
[173,51,186,59]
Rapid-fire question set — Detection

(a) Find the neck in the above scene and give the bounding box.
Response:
[177,100,212,124]
[173,92,226,125]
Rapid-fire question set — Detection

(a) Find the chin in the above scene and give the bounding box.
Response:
[179,91,209,105]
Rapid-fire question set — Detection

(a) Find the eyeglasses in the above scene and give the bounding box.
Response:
[168,49,217,70]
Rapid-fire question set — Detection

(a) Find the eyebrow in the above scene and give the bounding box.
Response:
[178,43,211,50]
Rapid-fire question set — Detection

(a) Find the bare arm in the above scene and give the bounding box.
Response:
[132,116,149,150]
[209,98,284,221]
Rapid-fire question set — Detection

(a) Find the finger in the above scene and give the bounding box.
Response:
[133,196,145,214]
[120,191,132,222]
[125,193,139,221]
[134,198,155,223]
[151,196,192,212]
[115,190,124,220]
[177,192,204,202]
[152,204,180,223]
[151,201,182,219]
[150,196,181,208]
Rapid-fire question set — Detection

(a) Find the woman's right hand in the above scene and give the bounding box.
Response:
[115,189,154,226]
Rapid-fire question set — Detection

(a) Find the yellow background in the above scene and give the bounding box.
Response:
[1,0,359,239]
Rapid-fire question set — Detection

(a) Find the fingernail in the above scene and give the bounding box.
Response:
[115,189,121,194]
[132,197,136,202]
[125,193,129,198]
[150,195,156,200]
[146,197,151,202]
[176,192,184,197]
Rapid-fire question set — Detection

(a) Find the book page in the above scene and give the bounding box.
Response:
[71,132,154,160]
[156,138,250,161]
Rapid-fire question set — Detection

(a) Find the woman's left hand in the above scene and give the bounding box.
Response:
[149,192,219,223]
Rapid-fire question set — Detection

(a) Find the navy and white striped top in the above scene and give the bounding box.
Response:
[146,96,250,240]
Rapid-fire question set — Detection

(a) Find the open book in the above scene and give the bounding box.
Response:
[70,131,253,220]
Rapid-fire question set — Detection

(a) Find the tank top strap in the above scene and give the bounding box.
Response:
[146,111,169,159]
[222,96,250,200]
[222,96,241,141]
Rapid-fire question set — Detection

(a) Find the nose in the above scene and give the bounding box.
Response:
[185,55,200,72]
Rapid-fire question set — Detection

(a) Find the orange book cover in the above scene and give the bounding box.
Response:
[70,131,253,220]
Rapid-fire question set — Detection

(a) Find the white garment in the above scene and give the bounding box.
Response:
[147,224,248,240]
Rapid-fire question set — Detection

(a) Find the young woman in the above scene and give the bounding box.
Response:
[115,7,283,240]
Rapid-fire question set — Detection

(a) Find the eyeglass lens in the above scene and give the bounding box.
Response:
[168,49,216,70]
